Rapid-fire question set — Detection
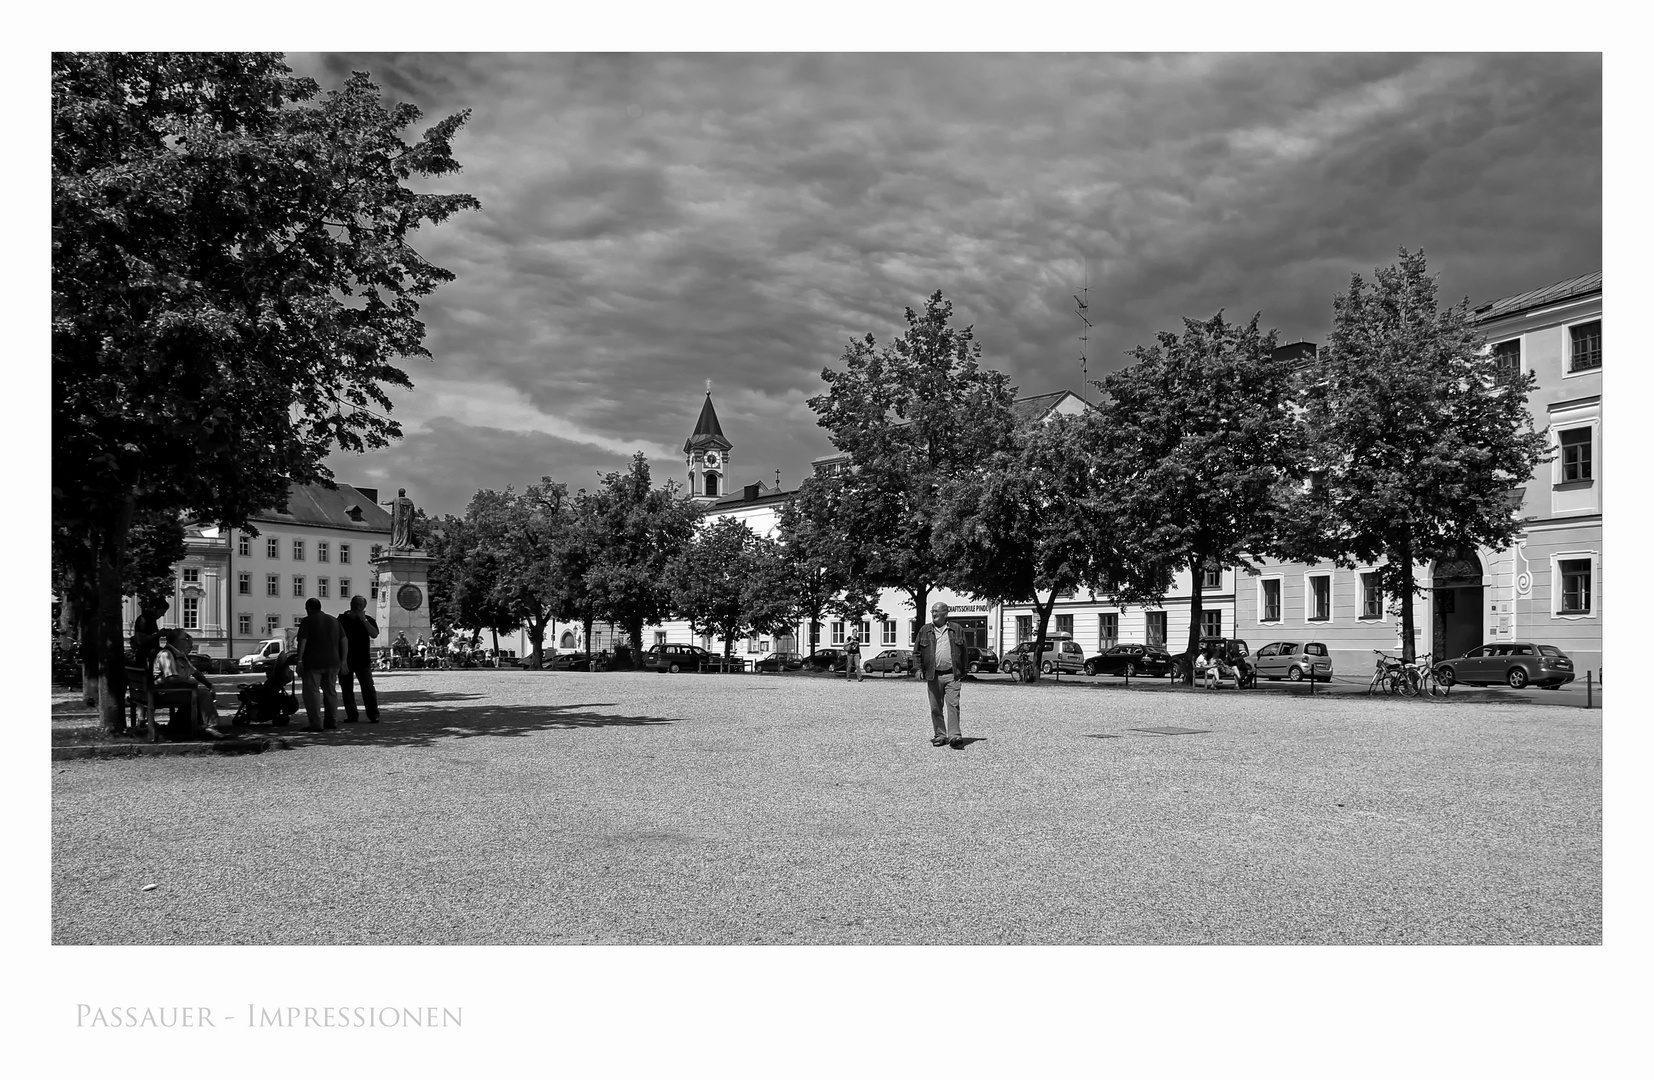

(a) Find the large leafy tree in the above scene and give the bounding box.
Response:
[53,53,478,730]
[1283,249,1548,661]
[805,291,1018,626]
[667,517,796,666]
[774,477,883,655]
[935,412,1172,680]
[586,453,700,664]
[1100,310,1302,681]
[465,481,574,669]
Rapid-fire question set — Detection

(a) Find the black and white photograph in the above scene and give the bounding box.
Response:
[21,12,1640,1077]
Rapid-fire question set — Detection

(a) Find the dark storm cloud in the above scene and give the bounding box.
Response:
[295,52,1599,517]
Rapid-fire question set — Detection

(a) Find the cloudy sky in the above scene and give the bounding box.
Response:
[287,52,1601,519]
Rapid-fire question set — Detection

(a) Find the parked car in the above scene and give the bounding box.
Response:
[542,652,593,671]
[643,643,714,673]
[999,635,1086,675]
[1253,641,1333,682]
[965,646,999,673]
[238,638,288,672]
[188,652,237,675]
[806,649,850,672]
[754,651,804,672]
[1084,643,1178,678]
[862,648,914,674]
[1435,642,1575,689]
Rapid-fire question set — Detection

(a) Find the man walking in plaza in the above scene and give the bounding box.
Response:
[845,627,863,682]
[916,601,967,748]
[336,594,380,723]
[295,597,348,731]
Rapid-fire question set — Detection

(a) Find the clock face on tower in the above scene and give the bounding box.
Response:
[705,451,721,468]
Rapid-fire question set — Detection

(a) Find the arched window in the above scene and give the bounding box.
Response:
[704,472,720,497]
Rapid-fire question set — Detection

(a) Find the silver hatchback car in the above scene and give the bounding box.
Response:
[1253,641,1333,682]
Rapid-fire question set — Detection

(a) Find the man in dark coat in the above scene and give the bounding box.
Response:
[915,601,968,748]
[337,594,381,723]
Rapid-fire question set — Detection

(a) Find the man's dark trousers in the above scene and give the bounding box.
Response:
[340,663,378,722]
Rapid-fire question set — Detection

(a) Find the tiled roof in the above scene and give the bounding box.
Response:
[1473,271,1601,324]
[1011,390,1076,424]
[683,393,732,453]
[250,482,393,533]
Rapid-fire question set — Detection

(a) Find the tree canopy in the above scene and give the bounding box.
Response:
[52,52,478,729]
[1099,310,1301,678]
[1282,249,1548,660]
[804,291,1017,624]
[585,453,702,663]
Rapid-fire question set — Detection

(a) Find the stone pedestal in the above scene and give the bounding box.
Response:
[372,550,434,648]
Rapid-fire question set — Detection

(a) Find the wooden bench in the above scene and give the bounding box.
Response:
[124,665,198,743]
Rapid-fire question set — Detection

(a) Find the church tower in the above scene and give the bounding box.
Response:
[683,383,732,504]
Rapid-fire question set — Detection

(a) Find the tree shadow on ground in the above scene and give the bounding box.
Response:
[242,702,677,749]
[368,689,488,705]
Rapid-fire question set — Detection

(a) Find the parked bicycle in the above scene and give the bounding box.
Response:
[1368,651,1405,696]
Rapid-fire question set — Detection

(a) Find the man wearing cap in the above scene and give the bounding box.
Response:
[336,594,381,723]
[915,601,968,748]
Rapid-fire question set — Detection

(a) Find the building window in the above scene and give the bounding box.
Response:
[1491,339,1522,385]
[339,578,351,599]
[238,534,250,557]
[747,633,762,654]
[181,597,199,630]
[317,541,330,563]
[293,614,304,627]
[831,621,844,646]
[1559,559,1592,614]
[1201,565,1222,590]
[340,543,351,564]
[317,577,330,599]
[1308,575,1331,621]
[237,613,252,636]
[882,620,897,647]
[1200,610,1222,638]
[292,539,304,560]
[266,574,280,597]
[370,544,382,560]
[266,614,281,634]
[1261,579,1281,622]
[654,631,667,647]
[861,621,872,645]
[371,578,379,601]
[181,566,200,584]
[1569,321,1601,372]
[704,473,720,497]
[1559,428,1592,483]
[1099,613,1118,649]
[292,575,305,598]
[1145,612,1166,646]
[1360,573,1382,619]
[1056,614,1074,636]
[267,537,279,559]
[810,622,821,648]
[1016,615,1032,644]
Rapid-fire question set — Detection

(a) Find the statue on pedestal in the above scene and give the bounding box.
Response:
[382,487,418,551]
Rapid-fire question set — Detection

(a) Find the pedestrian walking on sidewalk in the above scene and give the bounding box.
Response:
[916,602,967,748]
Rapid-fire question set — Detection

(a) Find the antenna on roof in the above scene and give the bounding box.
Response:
[1074,259,1093,405]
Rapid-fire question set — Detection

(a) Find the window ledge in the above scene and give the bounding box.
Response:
[1553,479,1595,491]
[1307,617,1330,623]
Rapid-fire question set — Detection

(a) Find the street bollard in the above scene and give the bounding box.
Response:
[1587,670,1593,709]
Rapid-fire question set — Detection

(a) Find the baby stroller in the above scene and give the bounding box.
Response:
[232,650,300,726]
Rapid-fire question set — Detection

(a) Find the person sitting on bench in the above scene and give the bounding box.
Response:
[153,630,226,739]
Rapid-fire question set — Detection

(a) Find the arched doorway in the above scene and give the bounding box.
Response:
[1432,548,1484,661]
[559,630,577,650]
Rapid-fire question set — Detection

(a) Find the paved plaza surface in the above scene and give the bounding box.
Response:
[51,670,1601,944]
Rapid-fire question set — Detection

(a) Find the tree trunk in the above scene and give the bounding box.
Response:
[94,494,138,734]
[582,610,595,659]
[625,615,645,668]
[909,584,929,644]
[1183,555,1206,686]
[490,627,499,662]
[527,613,548,669]
[1399,535,1416,663]
[1028,592,1056,682]
[79,613,100,706]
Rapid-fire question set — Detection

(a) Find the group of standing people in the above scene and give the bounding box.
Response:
[295,595,382,729]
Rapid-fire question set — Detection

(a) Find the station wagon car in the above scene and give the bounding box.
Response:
[862,649,914,674]
[1084,643,1178,678]
[1434,643,1575,689]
